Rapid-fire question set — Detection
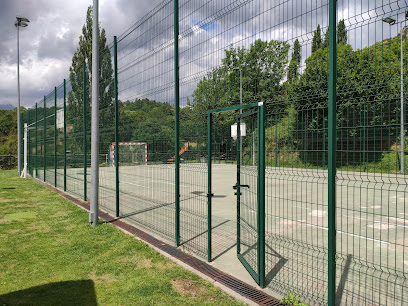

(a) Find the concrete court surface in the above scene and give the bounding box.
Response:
[43,164,407,305]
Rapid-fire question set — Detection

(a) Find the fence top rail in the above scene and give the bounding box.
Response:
[208,102,262,114]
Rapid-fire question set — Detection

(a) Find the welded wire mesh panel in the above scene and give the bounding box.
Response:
[23,108,34,175]
[239,113,259,277]
[29,108,36,176]
[116,0,176,242]
[30,102,40,178]
[36,99,45,182]
[334,1,408,305]
[44,90,55,185]
[98,44,115,214]
[55,83,65,190]
[255,1,330,304]
[65,77,86,200]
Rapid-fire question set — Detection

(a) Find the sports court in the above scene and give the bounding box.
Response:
[42,161,407,305]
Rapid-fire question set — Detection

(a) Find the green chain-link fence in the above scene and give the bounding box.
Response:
[21,1,408,305]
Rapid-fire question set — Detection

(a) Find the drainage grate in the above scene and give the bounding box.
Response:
[38,181,280,305]
[100,213,281,305]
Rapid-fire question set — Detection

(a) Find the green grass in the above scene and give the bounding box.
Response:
[0,170,243,306]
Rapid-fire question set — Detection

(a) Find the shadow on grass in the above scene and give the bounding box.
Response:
[0,280,97,306]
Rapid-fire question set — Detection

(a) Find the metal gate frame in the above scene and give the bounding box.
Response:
[207,102,265,288]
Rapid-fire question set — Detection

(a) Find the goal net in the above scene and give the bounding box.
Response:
[110,142,147,166]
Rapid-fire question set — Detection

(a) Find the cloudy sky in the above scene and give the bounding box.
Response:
[1,0,405,110]
[0,0,163,109]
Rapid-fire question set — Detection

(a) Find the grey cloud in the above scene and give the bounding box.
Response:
[2,0,408,109]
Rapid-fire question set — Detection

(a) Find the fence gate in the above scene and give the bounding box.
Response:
[207,102,265,288]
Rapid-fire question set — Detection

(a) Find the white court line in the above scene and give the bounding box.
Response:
[304,223,392,245]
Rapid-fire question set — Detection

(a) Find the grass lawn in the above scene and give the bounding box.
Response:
[0,170,243,305]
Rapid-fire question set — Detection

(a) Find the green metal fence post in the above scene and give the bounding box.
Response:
[174,0,180,246]
[114,35,120,217]
[83,63,87,201]
[54,86,57,187]
[237,118,241,255]
[328,0,337,305]
[64,79,67,192]
[43,96,46,182]
[27,110,30,176]
[207,112,212,262]
[35,103,37,178]
[258,103,266,288]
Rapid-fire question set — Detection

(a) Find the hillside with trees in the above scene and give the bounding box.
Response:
[0,109,24,169]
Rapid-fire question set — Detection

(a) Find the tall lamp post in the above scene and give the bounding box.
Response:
[15,16,29,176]
[383,11,408,174]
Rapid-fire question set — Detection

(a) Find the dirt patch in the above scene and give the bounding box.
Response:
[171,278,207,297]
[116,256,155,269]
[89,271,117,284]
[8,229,22,233]
[138,258,153,269]
[0,218,10,224]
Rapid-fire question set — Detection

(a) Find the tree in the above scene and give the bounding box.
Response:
[292,38,402,166]
[288,39,301,82]
[118,99,175,162]
[322,28,329,49]
[312,25,322,53]
[190,39,290,142]
[67,6,114,153]
[337,19,347,45]
[321,20,347,49]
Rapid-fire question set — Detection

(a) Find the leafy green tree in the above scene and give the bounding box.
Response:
[288,39,301,82]
[337,19,347,45]
[119,99,175,162]
[292,38,402,165]
[67,6,114,153]
[0,109,18,156]
[321,20,347,49]
[190,39,290,143]
[312,25,322,53]
[322,28,329,49]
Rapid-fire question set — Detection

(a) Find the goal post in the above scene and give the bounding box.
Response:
[110,142,147,166]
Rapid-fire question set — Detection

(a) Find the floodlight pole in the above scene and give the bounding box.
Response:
[15,18,29,176]
[240,69,243,166]
[17,24,21,176]
[90,0,99,227]
[400,21,405,174]
[383,14,407,173]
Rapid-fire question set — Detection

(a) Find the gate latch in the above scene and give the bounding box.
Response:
[206,193,214,198]
[233,184,250,190]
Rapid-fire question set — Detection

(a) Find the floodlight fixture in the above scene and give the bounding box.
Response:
[15,16,30,27]
[383,17,396,25]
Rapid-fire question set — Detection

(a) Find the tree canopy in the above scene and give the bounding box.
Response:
[67,5,114,152]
